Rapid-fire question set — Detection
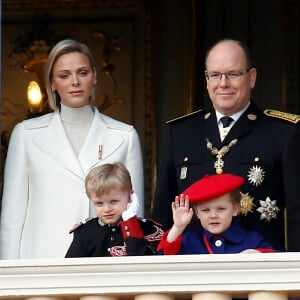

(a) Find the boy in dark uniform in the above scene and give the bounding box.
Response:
[65,162,163,257]
[157,173,277,255]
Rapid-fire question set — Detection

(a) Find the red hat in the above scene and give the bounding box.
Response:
[182,174,244,204]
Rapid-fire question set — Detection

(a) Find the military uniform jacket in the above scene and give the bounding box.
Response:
[65,217,164,257]
[152,102,300,251]
[157,221,276,255]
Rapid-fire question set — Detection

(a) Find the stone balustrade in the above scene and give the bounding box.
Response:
[1,252,300,299]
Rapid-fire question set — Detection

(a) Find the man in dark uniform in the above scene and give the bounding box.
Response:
[152,38,300,251]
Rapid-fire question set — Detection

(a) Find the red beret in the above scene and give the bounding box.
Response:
[182,174,244,204]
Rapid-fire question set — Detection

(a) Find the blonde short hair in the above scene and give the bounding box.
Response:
[85,162,132,198]
[44,39,96,110]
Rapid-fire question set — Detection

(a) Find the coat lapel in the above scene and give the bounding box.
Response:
[29,109,127,178]
[78,109,124,174]
[203,112,222,147]
[223,102,260,144]
[31,111,85,178]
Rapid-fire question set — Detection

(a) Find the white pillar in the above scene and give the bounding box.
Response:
[135,294,174,300]
[248,291,288,300]
[80,296,118,300]
[192,292,232,300]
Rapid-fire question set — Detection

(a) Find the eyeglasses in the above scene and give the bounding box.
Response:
[205,67,252,81]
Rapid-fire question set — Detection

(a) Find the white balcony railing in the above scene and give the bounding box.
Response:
[1,252,300,300]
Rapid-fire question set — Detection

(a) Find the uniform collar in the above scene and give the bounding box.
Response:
[204,221,248,244]
[215,101,251,126]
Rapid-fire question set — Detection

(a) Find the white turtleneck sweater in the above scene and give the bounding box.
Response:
[60,103,94,156]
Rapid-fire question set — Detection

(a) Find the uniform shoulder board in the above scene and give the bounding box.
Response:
[264,109,300,124]
[166,109,204,124]
[69,217,93,234]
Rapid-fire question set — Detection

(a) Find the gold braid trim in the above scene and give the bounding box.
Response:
[166,109,203,124]
[264,109,300,124]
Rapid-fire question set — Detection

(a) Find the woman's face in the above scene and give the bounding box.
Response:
[51,52,96,108]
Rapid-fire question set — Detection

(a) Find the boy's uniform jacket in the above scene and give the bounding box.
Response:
[65,216,164,257]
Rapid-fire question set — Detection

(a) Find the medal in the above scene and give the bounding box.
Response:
[206,138,238,174]
[239,192,255,215]
[180,157,188,180]
[180,167,188,179]
[247,165,265,186]
[98,145,103,160]
[214,158,224,175]
[256,197,280,222]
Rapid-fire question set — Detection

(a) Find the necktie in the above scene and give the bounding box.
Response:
[220,116,233,128]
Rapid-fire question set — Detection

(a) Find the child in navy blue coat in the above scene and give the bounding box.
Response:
[157,173,277,255]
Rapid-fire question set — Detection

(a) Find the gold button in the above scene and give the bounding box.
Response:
[247,114,257,120]
[204,112,211,119]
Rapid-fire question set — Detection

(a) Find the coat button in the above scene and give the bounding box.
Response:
[215,239,222,247]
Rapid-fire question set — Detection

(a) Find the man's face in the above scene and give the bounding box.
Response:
[205,41,257,115]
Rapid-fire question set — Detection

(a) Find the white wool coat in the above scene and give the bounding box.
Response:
[0,107,144,259]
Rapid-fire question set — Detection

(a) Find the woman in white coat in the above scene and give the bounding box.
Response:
[0,39,144,259]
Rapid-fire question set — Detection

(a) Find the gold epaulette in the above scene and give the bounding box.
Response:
[166,109,203,124]
[264,109,300,124]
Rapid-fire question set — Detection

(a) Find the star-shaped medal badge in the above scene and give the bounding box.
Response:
[256,197,280,222]
[239,192,255,216]
[247,165,265,186]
